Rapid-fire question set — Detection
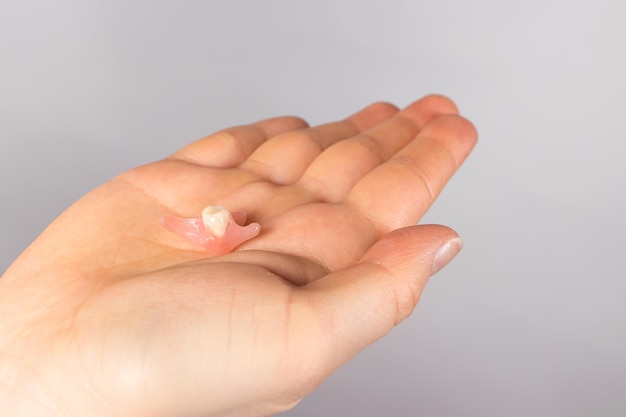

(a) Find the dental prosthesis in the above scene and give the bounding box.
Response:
[161,205,261,255]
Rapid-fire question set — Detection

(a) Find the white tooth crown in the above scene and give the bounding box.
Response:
[201,205,230,238]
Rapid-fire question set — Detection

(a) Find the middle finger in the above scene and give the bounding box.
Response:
[297,95,458,202]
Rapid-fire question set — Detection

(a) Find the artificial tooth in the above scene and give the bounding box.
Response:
[201,205,230,238]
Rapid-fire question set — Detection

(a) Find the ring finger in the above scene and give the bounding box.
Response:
[240,102,400,184]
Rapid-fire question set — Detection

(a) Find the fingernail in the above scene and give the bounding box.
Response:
[432,237,463,275]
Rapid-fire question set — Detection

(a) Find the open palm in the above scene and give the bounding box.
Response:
[0,96,476,417]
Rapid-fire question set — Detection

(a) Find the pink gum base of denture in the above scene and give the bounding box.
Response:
[160,211,260,255]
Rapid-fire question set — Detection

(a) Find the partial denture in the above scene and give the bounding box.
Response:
[161,205,260,255]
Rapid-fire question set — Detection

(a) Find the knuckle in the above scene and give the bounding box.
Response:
[392,280,421,325]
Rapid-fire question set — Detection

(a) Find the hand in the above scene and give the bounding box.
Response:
[0,95,477,417]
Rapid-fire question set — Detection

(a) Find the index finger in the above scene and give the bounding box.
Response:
[345,114,477,234]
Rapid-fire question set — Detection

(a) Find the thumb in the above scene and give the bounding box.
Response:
[303,224,463,371]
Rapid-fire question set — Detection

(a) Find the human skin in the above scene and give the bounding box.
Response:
[0,95,477,417]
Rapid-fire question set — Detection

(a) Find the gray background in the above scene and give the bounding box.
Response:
[1,0,625,416]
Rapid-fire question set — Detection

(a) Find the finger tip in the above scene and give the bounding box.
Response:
[401,95,461,129]
[365,101,401,117]
[422,114,479,159]
[419,94,460,114]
